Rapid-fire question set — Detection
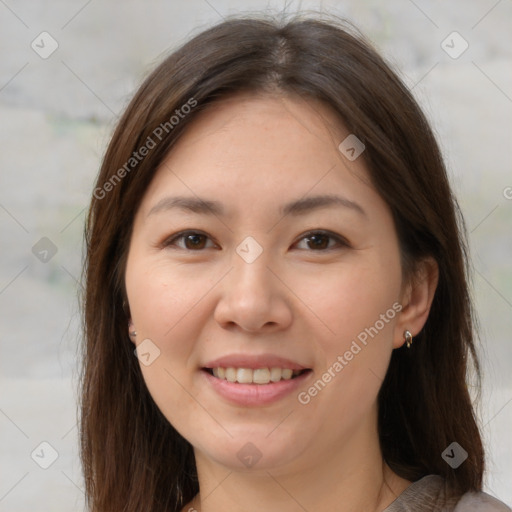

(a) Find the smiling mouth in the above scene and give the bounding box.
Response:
[202,367,312,385]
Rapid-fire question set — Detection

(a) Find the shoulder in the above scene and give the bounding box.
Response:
[454,491,511,512]
[383,475,511,512]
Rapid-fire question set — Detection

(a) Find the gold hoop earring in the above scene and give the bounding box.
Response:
[404,330,413,348]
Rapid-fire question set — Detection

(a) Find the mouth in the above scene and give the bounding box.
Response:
[202,367,312,384]
[200,354,313,405]
[200,365,313,406]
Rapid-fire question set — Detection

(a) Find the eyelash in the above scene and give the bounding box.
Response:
[161,229,350,252]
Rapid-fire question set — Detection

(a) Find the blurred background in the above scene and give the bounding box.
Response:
[0,1,511,510]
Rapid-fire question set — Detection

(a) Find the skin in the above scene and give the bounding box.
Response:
[124,92,438,512]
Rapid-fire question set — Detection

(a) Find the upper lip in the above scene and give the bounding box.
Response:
[203,354,310,371]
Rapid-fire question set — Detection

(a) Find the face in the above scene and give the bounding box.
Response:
[124,92,407,474]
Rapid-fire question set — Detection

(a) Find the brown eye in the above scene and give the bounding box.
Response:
[182,233,208,250]
[305,233,330,250]
[162,231,215,251]
[295,231,349,251]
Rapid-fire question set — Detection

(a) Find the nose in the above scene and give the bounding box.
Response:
[213,252,293,334]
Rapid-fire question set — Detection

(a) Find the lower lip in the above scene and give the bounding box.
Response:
[201,369,312,406]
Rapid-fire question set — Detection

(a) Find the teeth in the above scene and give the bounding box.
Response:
[210,367,303,384]
[270,367,282,382]
[253,368,270,384]
[225,367,237,383]
[282,368,293,380]
[236,368,253,384]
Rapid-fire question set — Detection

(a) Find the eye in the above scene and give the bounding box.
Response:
[162,231,217,251]
[294,230,350,251]
[161,229,350,252]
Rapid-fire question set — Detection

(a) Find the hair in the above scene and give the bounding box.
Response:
[80,12,484,512]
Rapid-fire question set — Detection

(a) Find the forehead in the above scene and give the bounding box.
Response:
[135,91,381,223]
[177,91,347,153]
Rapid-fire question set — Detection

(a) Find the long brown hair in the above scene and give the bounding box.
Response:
[80,13,484,511]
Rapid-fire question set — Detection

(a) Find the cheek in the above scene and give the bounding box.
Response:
[126,258,213,342]
[295,272,399,433]
[303,257,401,347]
[124,259,214,413]
[300,253,401,404]
[125,258,211,430]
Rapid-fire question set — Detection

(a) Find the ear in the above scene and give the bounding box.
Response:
[393,257,439,349]
[128,318,137,345]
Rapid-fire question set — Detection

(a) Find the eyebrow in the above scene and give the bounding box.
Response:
[147,193,367,219]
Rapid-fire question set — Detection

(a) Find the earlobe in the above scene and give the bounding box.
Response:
[393,257,439,348]
[128,319,137,344]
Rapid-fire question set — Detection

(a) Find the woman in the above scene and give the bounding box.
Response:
[80,13,511,512]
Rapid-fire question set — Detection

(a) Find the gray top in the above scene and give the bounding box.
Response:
[383,475,511,511]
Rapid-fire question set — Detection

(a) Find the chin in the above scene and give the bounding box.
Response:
[190,425,312,472]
